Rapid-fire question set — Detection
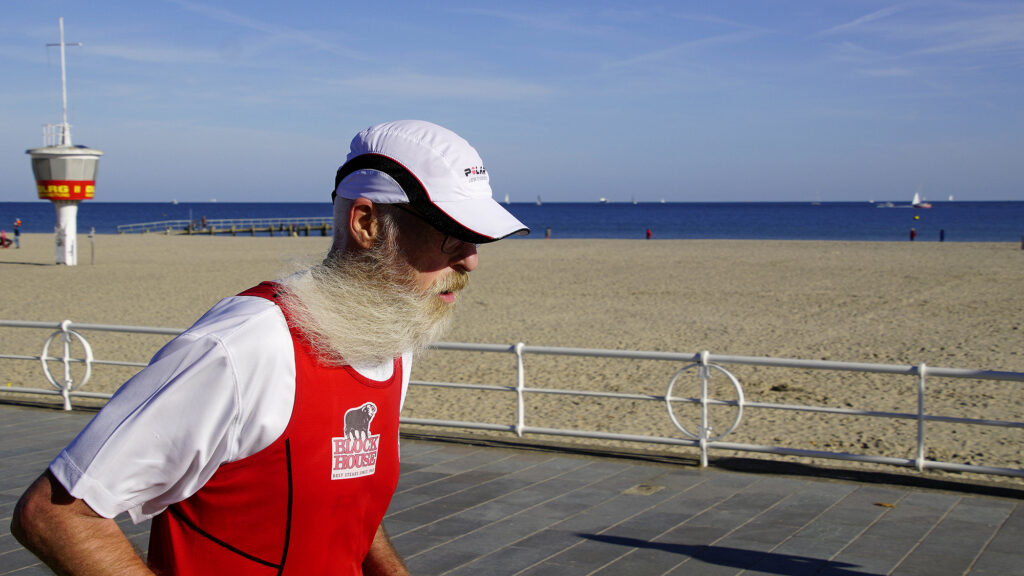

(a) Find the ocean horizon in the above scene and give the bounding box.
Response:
[1,200,1022,243]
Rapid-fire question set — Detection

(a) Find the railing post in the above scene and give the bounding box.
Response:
[699,350,710,467]
[916,363,927,471]
[60,320,73,410]
[514,342,525,437]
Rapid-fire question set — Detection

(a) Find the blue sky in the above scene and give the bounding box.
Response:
[2,1,1022,203]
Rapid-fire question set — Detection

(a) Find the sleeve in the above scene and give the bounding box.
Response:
[49,296,295,523]
[399,351,412,412]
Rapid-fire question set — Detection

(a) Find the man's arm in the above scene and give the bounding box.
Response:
[11,471,153,576]
[362,524,411,576]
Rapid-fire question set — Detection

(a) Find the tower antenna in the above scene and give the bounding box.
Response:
[46,17,82,146]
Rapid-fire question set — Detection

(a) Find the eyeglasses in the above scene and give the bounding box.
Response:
[391,204,476,255]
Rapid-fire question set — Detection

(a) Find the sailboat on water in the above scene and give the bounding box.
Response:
[912,191,932,209]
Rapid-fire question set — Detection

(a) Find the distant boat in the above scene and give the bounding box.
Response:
[536,195,542,206]
[504,193,510,205]
[599,197,607,204]
[948,194,954,201]
[631,195,637,205]
[912,191,932,209]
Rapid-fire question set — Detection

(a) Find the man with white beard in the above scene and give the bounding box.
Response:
[12,120,529,575]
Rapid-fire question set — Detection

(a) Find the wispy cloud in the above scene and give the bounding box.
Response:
[672,11,767,31]
[88,44,224,65]
[454,7,614,36]
[338,73,552,100]
[168,0,365,60]
[818,3,1024,58]
[817,4,908,36]
[605,29,766,70]
[909,13,1024,56]
[858,67,914,77]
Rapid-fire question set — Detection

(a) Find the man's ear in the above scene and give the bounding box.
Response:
[348,198,378,249]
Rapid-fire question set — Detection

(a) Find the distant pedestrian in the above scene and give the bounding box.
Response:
[13,219,21,248]
[646,228,652,239]
[909,228,917,242]
[939,229,945,242]
[0,230,7,249]
[545,227,551,239]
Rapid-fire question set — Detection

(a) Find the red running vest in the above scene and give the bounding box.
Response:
[148,282,403,575]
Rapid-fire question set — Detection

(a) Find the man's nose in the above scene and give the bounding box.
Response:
[450,243,478,272]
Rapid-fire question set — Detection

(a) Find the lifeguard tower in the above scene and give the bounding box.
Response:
[26,18,103,266]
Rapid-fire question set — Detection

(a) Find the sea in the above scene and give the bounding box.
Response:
[1,200,1022,243]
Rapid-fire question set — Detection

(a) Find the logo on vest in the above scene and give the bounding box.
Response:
[331,402,379,480]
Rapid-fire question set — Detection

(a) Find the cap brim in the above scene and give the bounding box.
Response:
[433,196,529,243]
[334,152,529,244]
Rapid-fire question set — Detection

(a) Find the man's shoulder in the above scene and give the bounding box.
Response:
[146,290,293,374]
[186,289,289,344]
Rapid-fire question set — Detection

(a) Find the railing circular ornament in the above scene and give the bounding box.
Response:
[40,322,94,393]
[665,362,744,441]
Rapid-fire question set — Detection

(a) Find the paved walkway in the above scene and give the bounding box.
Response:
[1,403,1022,575]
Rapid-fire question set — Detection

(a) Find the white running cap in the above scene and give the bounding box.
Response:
[333,120,529,243]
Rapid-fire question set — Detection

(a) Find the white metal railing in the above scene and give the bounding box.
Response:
[0,320,182,410]
[2,319,1023,479]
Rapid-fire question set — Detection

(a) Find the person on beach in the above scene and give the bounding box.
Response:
[13,219,21,248]
[12,120,529,575]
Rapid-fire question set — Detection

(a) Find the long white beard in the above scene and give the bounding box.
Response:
[279,227,467,367]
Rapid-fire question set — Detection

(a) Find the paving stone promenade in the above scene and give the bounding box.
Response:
[2,403,1022,575]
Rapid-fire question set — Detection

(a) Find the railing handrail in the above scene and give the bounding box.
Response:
[2,318,1022,479]
[0,319,185,335]
[434,342,1024,383]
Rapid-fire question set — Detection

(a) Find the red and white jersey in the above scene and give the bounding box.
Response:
[147,282,406,574]
[50,281,411,526]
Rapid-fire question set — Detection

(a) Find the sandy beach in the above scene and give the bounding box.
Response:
[2,232,1022,481]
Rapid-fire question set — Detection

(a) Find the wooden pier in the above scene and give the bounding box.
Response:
[117,217,333,237]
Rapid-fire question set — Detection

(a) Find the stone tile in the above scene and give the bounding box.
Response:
[892,497,1014,576]
[1,403,1021,576]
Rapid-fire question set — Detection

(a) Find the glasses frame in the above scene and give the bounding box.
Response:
[390,204,476,255]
